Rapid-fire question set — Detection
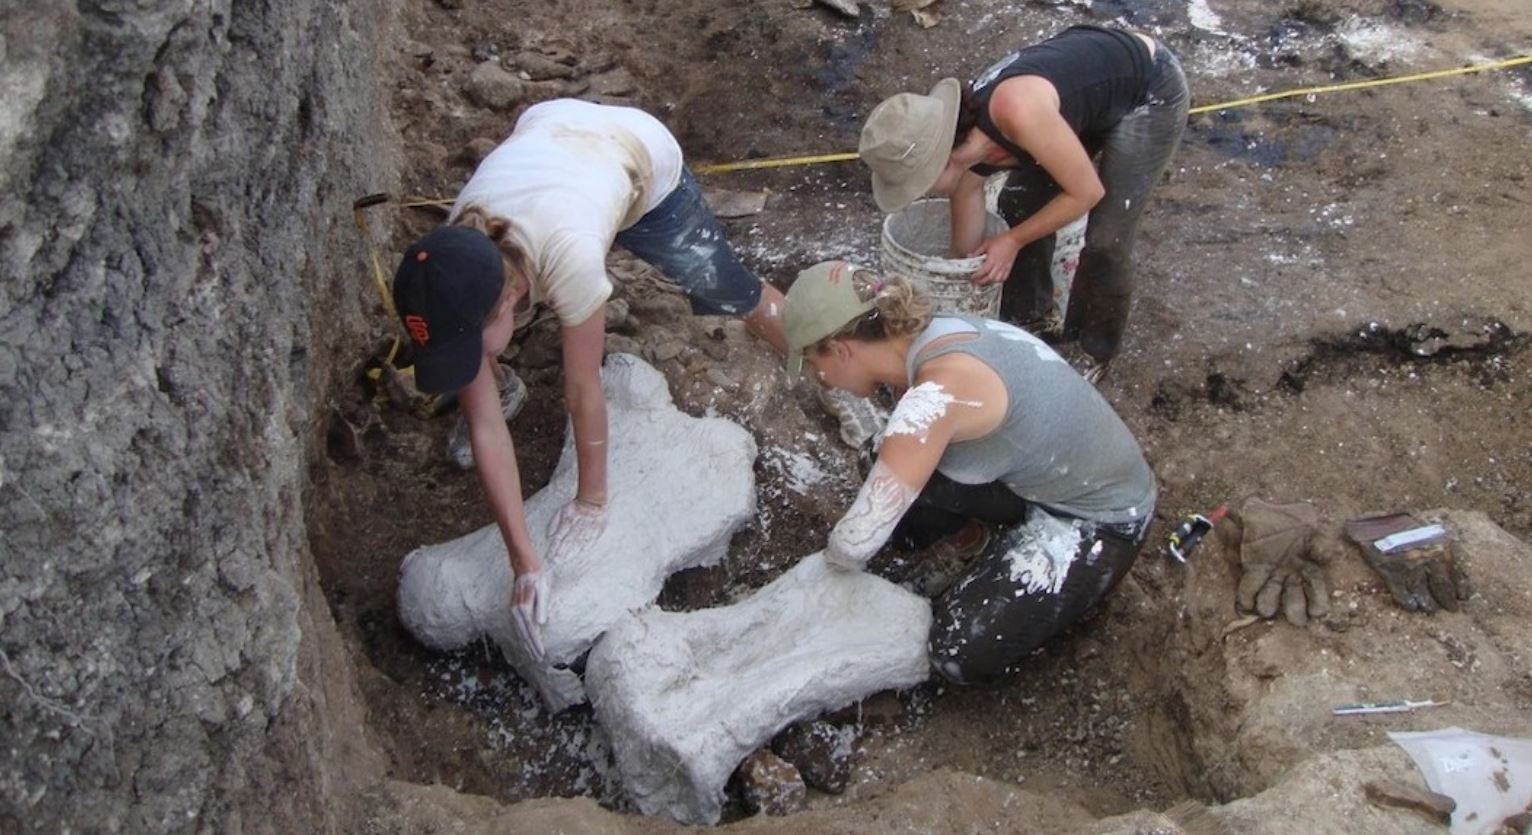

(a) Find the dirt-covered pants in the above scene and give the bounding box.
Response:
[890,469,1150,684]
[995,43,1189,362]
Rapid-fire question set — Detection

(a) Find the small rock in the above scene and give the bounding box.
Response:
[705,368,739,391]
[606,334,643,356]
[647,338,685,364]
[815,0,861,17]
[589,68,637,98]
[458,137,499,166]
[605,298,634,332]
[1363,780,1456,825]
[513,51,580,80]
[470,40,499,62]
[735,749,807,816]
[771,720,859,794]
[463,61,526,111]
[701,338,729,362]
[628,291,690,323]
[402,39,434,59]
[703,188,769,219]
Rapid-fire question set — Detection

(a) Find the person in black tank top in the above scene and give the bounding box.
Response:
[859,26,1189,382]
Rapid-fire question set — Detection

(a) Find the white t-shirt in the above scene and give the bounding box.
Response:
[450,100,684,326]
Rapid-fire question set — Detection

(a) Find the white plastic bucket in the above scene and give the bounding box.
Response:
[880,198,1008,318]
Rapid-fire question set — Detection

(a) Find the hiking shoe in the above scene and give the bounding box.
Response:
[1025,309,1066,343]
[816,384,888,450]
[1080,356,1110,385]
[907,521,990,597]
[447,364,529,470]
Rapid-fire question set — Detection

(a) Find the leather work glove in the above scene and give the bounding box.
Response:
[1344,514,1468,613]
[511,569,550,660]
[1227,498,1334,627]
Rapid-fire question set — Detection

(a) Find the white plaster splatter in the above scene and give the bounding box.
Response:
[1188,0,1230,37]
[1005,511,1087,596]
[884,382,981,443]
[763,446,828,495]
[1335,17,1421,64]
[982,319,1066,364]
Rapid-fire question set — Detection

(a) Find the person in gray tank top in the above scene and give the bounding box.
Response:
[783,260,1156,685]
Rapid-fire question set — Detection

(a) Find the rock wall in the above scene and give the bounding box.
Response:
[0,0,398,831]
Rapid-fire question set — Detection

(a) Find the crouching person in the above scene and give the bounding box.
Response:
[782,261,1156,684]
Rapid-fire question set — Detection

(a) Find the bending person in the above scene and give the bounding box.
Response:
[783,261,1156,683]
[859,25,1188,381]
[391,100,871,657]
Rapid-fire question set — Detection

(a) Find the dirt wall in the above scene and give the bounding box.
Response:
[0,1,398,831]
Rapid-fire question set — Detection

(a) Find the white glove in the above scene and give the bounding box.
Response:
[546,498,608,564]
[511,569,551,660]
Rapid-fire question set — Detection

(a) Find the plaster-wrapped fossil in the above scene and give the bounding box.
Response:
[587,554,933,824]
[397,354,757,711]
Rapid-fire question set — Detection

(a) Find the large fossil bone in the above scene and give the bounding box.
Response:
[396,354,757,711]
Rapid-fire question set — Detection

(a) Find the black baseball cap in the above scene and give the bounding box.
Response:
[392,225,506,394]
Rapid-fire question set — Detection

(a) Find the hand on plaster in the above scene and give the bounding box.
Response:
[512,569,551,659]
[547,497,608,565]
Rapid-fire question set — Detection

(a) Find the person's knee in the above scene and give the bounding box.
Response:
[926,606,1008,686]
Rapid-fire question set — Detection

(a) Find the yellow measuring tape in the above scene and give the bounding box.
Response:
[691,53,1532,174]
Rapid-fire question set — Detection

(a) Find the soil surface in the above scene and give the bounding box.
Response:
[310,0,1532,824]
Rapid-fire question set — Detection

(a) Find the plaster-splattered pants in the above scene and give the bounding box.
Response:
[895,471,1151,684]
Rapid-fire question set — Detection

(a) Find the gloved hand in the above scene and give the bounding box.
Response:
[511,568,550,660]
[546,497,608,564]
[1227,498,1334,627]
[1344,514,1468,612]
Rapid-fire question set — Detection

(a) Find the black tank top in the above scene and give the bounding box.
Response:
[968,26,1153,176]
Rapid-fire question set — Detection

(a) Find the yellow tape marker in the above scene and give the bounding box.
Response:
[691,54,1532,175]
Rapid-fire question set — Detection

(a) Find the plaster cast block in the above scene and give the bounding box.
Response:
[586,554,933,824]
[397,353,757,711]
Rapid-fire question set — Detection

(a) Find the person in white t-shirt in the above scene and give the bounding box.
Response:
[391,100,799,657]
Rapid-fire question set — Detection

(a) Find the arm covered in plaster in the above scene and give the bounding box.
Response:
[825,460,919,571]
[825,381,971,571]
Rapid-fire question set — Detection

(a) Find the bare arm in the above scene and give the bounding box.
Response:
[560,307,609,505]
[948,170,989,258]
[463,355,541,576]
[971,79,1105,285]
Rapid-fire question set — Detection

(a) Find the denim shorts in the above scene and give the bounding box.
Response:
[614,169,764,317]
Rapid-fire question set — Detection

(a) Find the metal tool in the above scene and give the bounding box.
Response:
[1332,699,1449,716]
[1167,504,1228,563]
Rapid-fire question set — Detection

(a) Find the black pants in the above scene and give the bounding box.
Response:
[995,43,1189,362]
[893,469,1150,685]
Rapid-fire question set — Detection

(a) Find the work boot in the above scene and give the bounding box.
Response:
[907,520,990,597]
[447,363,529,470]
[1077,355,1110,385]
[816,384,887,450]
[1024,308,1066,344]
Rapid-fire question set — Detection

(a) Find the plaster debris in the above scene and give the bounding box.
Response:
[982,319,1066,364]
[397,354,757,711]
[586,554,932,824]
[1005,510,1089,596]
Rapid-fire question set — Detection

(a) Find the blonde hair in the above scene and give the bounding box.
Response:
[453,204,532,299]
[813,272,932,354]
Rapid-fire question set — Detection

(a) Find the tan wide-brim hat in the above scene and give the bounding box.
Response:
[859,78,961,213]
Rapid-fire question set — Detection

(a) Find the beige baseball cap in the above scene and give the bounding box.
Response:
[783,260,879,378]
[859,78,962,213]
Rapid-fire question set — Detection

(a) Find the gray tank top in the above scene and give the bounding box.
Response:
[904,315,1156,524]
